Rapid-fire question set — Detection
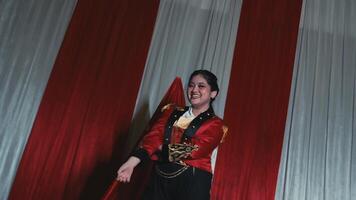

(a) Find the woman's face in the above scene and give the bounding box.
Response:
[187,74,217,111]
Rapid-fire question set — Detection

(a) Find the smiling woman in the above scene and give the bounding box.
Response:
[187,70,219,116]
[116,70,228,200]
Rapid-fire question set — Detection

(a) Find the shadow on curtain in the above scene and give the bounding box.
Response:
[102,77,186,200]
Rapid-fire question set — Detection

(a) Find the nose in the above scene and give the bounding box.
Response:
[192,85,199,92]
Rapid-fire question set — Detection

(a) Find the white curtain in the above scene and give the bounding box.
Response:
[276,0,356,199]
[0,0,77,199]
[126,0,243,169]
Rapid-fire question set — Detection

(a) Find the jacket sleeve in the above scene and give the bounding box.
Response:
[131,105,174,161]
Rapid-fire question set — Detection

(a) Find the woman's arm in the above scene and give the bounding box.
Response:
[116,104,176,182]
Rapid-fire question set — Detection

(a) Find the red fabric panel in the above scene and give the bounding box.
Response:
[9,0,159,199]
[211,0,302,199]
[102,77,186,200]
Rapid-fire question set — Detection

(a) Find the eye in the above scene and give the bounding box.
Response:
[198,84,206,88]
[188,83,195,88]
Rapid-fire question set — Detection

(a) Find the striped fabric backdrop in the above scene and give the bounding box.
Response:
[1,0,355,199]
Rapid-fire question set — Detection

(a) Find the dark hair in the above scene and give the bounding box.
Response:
[188,69,219,102]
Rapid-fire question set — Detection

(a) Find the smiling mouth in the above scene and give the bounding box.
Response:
[190,94,200,99]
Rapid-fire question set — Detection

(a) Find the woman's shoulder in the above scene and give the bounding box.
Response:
[201,115,226,130]
[210,115,225,125]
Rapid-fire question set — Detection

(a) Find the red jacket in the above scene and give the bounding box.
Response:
[133,104,227,173]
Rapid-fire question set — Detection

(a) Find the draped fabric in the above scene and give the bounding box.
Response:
[126,0,243,169]
[0,0,77,199]
[211,0,303,199]
[9,0,159,199]
[276,0,356,199]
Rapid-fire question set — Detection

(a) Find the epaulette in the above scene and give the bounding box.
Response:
[176,106,185,111]
[161,103,174,112]
[161,103,186,112]
[220,125,229,143]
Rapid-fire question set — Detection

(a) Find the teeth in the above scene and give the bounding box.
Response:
[191,94,200,99]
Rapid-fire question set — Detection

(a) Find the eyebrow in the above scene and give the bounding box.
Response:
[189,81,207,84]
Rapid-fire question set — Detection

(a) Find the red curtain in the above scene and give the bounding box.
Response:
[9,0,159,199]
[211,0,302,199]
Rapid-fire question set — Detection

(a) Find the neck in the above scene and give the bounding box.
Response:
[191,105,210,116]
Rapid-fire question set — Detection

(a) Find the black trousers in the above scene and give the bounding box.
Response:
[142,163,212,200]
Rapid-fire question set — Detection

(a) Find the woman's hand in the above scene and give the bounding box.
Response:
[116,156,141,183]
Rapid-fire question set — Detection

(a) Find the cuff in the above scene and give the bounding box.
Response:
[131,148,150,162]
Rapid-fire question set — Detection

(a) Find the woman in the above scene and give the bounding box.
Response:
[117,70,227,200]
